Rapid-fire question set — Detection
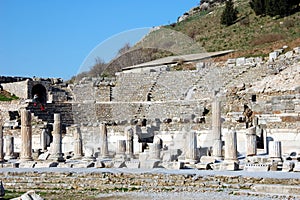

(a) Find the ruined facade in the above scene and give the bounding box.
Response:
[0,47,299,171]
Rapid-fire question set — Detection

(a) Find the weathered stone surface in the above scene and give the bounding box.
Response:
[34,161,58,168]
[252,184,300,195]
[211,161,239,171]
[244,163,270,172]
[282,161,295,172]
[200,156,217,163]
[269,51,279,62]
[12,190,45,200]
[195,163,212,170]
[125,160,140,168]
[18,161,36,168]
[38,152,50,161]
[140,160,161,169]
[293,162,300,172]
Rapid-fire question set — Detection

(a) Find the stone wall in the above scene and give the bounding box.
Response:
[1,80,30,99]
[1,169,300,198]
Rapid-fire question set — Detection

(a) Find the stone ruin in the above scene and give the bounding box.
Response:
[0,46,299,172]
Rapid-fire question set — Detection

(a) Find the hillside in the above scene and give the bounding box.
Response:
[72,0,300,81]
[163,0,300,58]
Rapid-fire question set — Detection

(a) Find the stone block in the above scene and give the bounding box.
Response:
[161,161,184,170]
[125,160,140,168]
[252,184,300,195]
[72,161,94,168]
[294,47,300,54]
[57,163,73,168]
[293,162,300,172]
[94,160,105,168]
[236,57,246,66]
[244,163,270,172]
[285,51,294,58]
[200,156,216,163]
[140,159,161,169]
[19,161,36,168]
[38,152,50,161]
[196,163,212,170]
[211,161,239,171]
[269,51,279,62]
[227,58,236,64]
[269,161,279,171]
[0,162,19,168]
[100,159,114,168]
[34,161,59,168]
[19,190,44,200]
[113,161,126,168]
[282,161,295,172]
[245,57,255,65]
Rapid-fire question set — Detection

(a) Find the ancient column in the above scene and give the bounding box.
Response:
[100,122,109,158]
[0,126,4,162]
[246,126,257,157]
[73,127,83,159]
[185,131,197,163]
[115,140,126,158]
[224,128,238,161]
[150,136,162,160]
[269,141,282,161]
[20,109,33,161]
[125,127,134,158]
[4,136,15,160]
[212,98,223,159]
[40,128,48,152]
[49,113,64,161]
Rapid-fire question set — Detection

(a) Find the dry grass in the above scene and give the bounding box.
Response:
[250,33,286,46]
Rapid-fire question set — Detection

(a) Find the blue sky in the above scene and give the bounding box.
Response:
[0,0,198,80]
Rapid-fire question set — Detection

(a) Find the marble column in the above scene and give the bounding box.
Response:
[20,109,33,161]
[212,98,223,159]
[150,136,162,160]
[185,131,197,163]
[116,140,126,156]
[73,127,83,159]
[125,127,134,158]
[0,126,4,162]
[4,136,15,160]
[100,122,109,158]
[49,113,64,161]
[246,126,257,157]
[225,128,238,161]
[269,141,282,161]
[40,128,48,152]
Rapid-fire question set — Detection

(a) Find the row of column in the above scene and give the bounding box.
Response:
[211,99,282,161]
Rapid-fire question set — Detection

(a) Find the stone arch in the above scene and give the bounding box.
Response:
[31,84,47,104]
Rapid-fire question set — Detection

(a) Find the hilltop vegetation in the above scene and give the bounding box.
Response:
[165,0,300,58]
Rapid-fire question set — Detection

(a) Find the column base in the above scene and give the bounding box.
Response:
[49,154,65,162]
[20,157,33,162]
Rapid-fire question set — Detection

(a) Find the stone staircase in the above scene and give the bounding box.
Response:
[26,102,74,125]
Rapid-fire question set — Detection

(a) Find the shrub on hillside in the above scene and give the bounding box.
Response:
[250,0,300,17]
[250,0,266,15]
[220,0,238,26]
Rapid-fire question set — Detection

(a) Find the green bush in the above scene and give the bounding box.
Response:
[220,0,238,26]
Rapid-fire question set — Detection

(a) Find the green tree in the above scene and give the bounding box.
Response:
[220,0,238,26]
[266,0,289,17]
[249,0,266,15]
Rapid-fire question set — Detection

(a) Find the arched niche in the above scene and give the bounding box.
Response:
[31,84,47,104]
